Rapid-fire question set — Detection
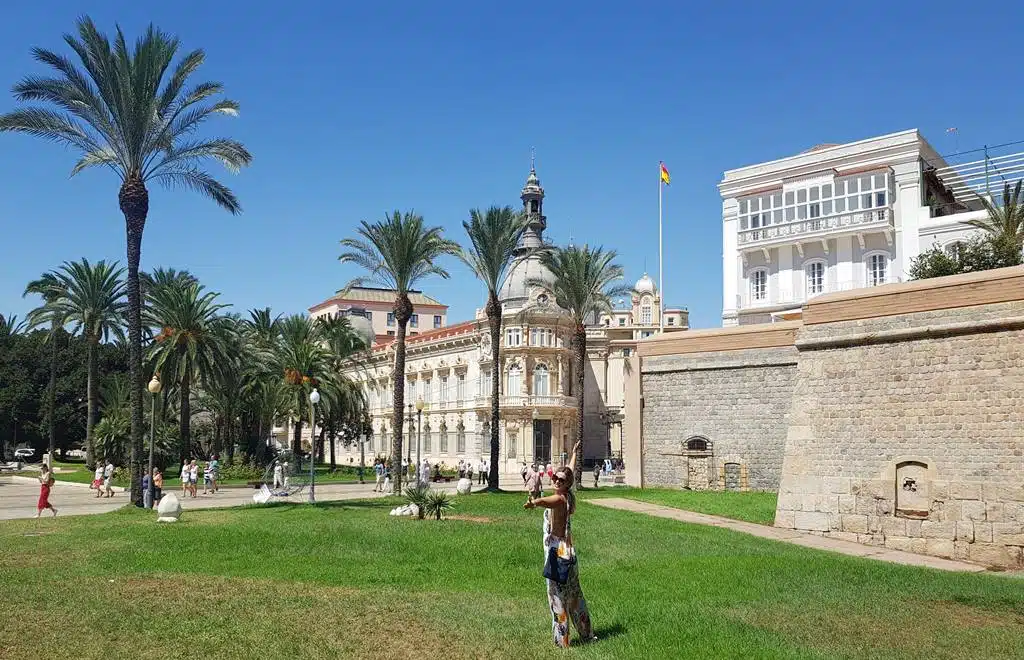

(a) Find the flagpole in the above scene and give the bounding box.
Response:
[658,161,664,332]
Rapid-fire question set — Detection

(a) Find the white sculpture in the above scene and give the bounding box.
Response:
[456,477,472,495]
[389,504,419,517]
[253,485,272,504]
[156,492,182,523]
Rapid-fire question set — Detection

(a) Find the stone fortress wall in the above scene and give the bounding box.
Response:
[633,266,1024,569]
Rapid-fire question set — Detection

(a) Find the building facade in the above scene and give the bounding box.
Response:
[309,287,447,344]
[720,129,988,326]
[304,164,688,473]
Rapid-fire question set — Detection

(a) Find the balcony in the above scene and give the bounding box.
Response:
[500,394,577,408]
[740,277,902,309]
[738,208,893,249]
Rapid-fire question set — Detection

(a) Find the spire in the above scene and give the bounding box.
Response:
[518,149,547,251]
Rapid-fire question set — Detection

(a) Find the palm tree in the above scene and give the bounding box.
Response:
[316,314,369,470]
[969,180,1024,264]
[0,17,252,503]
[0,314,27,337]
[146,279,230,464]
[529,245,630,487]
[459,206,531,490]
[275,314,333,467]
[23,273,65,467]
[47,259,127,471]
[339,211,460,493]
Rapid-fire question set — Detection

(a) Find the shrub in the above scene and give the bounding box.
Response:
[218,463,264,482]
[424,489,454,520]
[403,483,430,520]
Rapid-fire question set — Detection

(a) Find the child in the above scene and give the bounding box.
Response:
[36,465,58,518]
[93,463,104,498]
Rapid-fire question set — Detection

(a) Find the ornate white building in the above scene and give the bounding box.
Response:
[306,164,689,473]
[720,129,989,325]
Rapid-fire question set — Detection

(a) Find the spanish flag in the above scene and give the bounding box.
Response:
[660,162,671,186]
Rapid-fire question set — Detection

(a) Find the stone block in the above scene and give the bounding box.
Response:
[955,521,975,543]
[855,495,876,515]
[867,516,884,533]
[905,519,923,537]
[794,511,830,532]
[985,502,1004,522]
[982,484,1024,502]
[950,482,982,501]
[925,539,955,559]
[967,543,1017,568]
[882,517,907,537]
[961,500,986,521]
[1004,502,1024,522]
[841,514,868,533]
[974,522,993,543]
[829,531,860,543]
[909,538,929,554]
[800,494,818,511]
[935,500,961,522]
[857,533,885,546]
[884,536,914,552]
[991,522,1024,545]
[774,510,796,529]
[823,477,851,495]
[953,541,969,561]
[875,499,894,516]
[930,480,949,500]
[838,495,856,514]
[920,521,956,540]
[815,495,839,513]
[776,492,801,511]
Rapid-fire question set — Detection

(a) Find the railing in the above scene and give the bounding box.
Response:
[738,208,892,246]
[500,394,578,408]
[741,276,902,309]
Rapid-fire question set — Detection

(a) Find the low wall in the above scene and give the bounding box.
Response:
[638,322,800,491]
[776,267,1024,569]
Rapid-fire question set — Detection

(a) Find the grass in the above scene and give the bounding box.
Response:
[1,492,1022,659]
[582,487,778,525]
[18,462,367,488]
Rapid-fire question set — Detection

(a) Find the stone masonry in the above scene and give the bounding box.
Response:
[642,345,797,490]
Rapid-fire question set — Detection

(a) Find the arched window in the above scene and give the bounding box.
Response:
[944,241,966,259]
[456,420,466,454]
[750,269,768,302]
[507,365,521,396]
[533,364,550,396]
[686,437,708,451]
[804,260,826,297]
[865,252,889,287]
[439,421,448,453]
[423,421,432,453]
[640,298,653,325]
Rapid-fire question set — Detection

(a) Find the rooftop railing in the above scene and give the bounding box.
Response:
[738,208,892,247]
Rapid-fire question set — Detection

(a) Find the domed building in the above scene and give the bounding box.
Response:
[297,162,689,476]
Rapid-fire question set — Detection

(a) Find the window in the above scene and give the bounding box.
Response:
[622,348,632,357]
[456,373,466,401]
[387,312,395,327]
[686,436,708,451]
[945,241,965,258]
[805,261,825,296]
[439,423,448,453]
[410,314,418,328]
[424,378,432,404]
[507,427,517,458]
[640,303,652,325]
[440,377,448,403]
[507,366,521,395]
[533,364,550,396]
[618,317,626,327]
[641,330,653,338]
[387,330,395,336]
[423,422,431,453]
[530,328,539,346]
[867,253,888,286]
[410,331,418,336]
[505,327,522,347]
[433,315,442,329]
[739,172,890,232]
[667,317,675,326]
[456,422,466,454]
[750,269,768,302]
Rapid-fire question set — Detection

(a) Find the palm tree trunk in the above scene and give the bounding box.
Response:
[292,418,304,470]
[486,292,502,491]
[86,336,99,467]
[120,177,148,506]
[392,293,413,495]
[573,326,586,489]
[179,372,192,463]
[328,427,336,472]
[48,321,58,467]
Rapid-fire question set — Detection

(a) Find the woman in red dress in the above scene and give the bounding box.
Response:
[36,465,58,518]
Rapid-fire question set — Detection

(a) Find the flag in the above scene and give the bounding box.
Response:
[660,162,671,185]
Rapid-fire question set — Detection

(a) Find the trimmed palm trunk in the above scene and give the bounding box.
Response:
[572,324,586,488]
[120,176,148,506]
[86,335,99,466]
[391,293,413,495]
[48,323,58,467]
[328,427,336,472]
[486,291,502,491]
[292,417,304,469]
[179,368,192,464]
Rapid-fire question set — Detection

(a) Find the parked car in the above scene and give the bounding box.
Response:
[14,447,36,460]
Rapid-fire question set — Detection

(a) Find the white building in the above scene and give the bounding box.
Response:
[720,129,990,325]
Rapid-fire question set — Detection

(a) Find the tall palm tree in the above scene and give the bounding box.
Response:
[23,273,65,467]
[47,259,127,470]
[459,206,531,491]
[0,17,252,503]
[969,180,1024,264]
[339,211,460,493]
[529,245,630,487]
[275,314,333,468]
[146,280,230,464]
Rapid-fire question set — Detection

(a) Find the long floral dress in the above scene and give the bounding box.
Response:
[542,496,593,648]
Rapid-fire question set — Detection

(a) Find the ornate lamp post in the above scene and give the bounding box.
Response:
[406,402,414,468]
[308,388,320,504]
[146,374,162,509]
[416,397,425,485]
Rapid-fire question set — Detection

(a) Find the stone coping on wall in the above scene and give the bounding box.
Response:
[642,345,799,374]
[802,265,1024,326]
[637,320,801,357]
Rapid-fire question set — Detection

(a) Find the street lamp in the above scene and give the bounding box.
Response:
[359,415,369,484]
[308,388,320,504]
[406,402,414,468]
[415,397,425,486]
[146,374,162,509]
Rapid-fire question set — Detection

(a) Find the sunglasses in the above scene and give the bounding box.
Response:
[554,474,567,483]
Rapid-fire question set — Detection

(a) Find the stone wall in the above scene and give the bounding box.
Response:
[639,324,800,490]
[776,267,1024,569]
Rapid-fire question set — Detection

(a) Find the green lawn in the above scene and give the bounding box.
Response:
[583,487,778,525]
[20,463,366,488]
[1,492,1022,659]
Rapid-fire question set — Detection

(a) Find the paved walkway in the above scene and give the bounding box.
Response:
[587,497,987,573]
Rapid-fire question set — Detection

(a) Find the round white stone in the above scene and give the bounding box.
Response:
[456,478,472,495]
[156,492,182,523]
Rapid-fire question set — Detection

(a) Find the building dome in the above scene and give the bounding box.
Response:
[499,255,553,310]
[635,273,656,295]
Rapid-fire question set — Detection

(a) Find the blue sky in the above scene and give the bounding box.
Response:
[1,1,1021,329]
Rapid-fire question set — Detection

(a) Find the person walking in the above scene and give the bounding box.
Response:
[208,455,220,493]
[202,460,213,495]
[525,464,542,500]
[103,459,115,498]
[593,463,601,489]
[382,462,392,493]
[36,464,58,517]
[188,460,198,497]
[153,468,164,504]
[477,459,486,485]
[466,462,474,484]
[92,462,104,498]
[521,461,529,484]
[180,460,189,497]
[523,441,594,649]
[273,461,284,490]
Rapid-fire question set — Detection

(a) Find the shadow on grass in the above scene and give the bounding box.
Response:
[588,622,627,645]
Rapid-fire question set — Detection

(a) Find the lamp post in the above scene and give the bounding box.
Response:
[416,397,425,486]
[359,417,368,484]
[308,388,320,504]
[406,402,414,468]
[146,374,162,509]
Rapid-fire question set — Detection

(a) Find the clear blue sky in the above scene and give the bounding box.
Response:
[1,1,1020,329]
